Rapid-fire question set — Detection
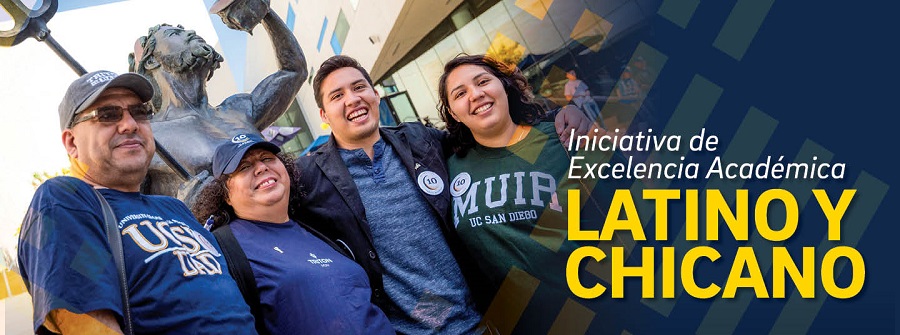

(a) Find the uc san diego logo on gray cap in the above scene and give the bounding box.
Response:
[86,71,116,86]
[417,171,444,195]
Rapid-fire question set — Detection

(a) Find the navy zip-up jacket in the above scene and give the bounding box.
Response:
[294,122,490,314]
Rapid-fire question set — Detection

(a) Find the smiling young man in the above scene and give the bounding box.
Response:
[295,55,595,334]
[17,71,256,334]
[297,56,482,335]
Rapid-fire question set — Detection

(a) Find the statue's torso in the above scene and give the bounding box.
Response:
[147,107,258,196]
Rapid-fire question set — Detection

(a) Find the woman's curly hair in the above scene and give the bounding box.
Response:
[191,152,303,230]
[437,54,546,157]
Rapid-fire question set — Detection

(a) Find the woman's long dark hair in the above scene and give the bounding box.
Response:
[191,152,303,230]
[437,54,546,157]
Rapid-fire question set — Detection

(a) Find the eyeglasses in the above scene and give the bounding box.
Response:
[71,102,155,127]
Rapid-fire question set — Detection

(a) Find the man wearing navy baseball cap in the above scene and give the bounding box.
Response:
[18,71,257,334]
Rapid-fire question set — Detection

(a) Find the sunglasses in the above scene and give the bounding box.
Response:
[71,102,155,127]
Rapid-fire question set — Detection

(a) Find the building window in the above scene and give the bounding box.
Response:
[450,3,474,29]
[270,99,314,155]
[286,4,296,32]
[330,10,350,54]
[381,76,398,94]
[317,17,329,51]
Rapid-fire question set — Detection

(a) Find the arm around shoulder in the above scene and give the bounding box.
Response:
[394,121,452,158]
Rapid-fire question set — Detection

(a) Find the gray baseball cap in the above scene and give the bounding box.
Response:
[58,70,154,131]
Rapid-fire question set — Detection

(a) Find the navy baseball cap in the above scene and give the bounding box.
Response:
[59,70,154,131]
[212,133,281,178]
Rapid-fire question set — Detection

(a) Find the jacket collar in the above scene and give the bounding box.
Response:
[313,136,370,236]
[313,126,446,226]
[379,128,417,175]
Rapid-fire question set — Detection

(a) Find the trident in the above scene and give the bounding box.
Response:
[0,0,191,181]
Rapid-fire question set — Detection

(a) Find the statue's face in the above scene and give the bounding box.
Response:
[151,26,221,75]
[153,26,209,57]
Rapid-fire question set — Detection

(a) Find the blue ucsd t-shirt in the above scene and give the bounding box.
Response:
[17,176,256,334]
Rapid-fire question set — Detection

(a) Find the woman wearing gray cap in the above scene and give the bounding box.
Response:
[191,133,393,335]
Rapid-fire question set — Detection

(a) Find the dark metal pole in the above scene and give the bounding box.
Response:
[154,141,191,180]
[39,33,87,75]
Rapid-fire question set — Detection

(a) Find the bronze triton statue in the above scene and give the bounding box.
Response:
[128,0,307,205]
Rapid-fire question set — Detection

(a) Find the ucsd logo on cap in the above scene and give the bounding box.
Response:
[86,71,117,86]
[213,133,280,178]
[231,134,251,144]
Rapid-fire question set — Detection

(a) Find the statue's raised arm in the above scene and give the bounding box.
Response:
[214,0,308,129]
[128,0,308,204]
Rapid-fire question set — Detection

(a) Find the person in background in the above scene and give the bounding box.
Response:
[630,55,655,93]
[565,68,605,128]
[613,66,642,106]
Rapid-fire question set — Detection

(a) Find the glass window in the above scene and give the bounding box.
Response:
[433,35,465,65]
[331,10,350,54]
[584,0,630,18]
[387,92,419,123]
[392,72,407,92]
[317,17,329,51]
[450,3,475,29]
[272,100,314,155]
[600,1,645,42]
[454,17,492,55]
[542,0,586,42]
[480,2,528,45]
[375,0,653,131]
[414,50,443,106]
[395,61,439,121]
[381,76,399,94]
[500,0,564,55]
[486,32,527,69]
[377,98,397,126]
[286,4,296,32]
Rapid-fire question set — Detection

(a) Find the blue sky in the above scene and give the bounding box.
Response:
[54,0,250,89]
